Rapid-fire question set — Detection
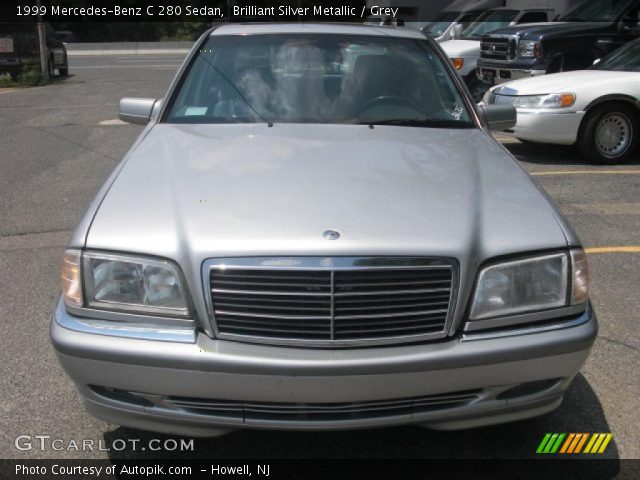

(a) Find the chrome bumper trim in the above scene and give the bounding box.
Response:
[54,299,196,343]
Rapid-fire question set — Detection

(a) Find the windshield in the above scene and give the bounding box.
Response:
[165,34,473,127]
[462,10,518,39]
[560,0,629,22]
[425,12,460,37]
[594,40,640,71]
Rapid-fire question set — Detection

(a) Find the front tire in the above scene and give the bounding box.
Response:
[578,103,638,164]
[48,56,55,78]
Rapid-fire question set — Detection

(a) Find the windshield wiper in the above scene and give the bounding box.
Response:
[361,118,473,128]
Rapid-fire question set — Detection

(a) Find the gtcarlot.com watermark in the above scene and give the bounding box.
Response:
[15,434,194,452]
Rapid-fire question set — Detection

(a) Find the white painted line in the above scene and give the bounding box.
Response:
[68,49,190,56]
[72,65,179,69]
[117,59,184,63]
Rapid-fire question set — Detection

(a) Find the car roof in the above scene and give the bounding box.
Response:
[210,23,426,39]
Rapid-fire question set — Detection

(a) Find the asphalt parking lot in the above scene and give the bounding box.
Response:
[0,54,638,463]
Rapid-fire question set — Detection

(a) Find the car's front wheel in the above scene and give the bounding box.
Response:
[578,103,638,164]
[48,56,55,78]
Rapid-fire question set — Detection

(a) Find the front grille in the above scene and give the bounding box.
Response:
[481,37,516,61]
[164,390,480,422]
[208,258,455,346]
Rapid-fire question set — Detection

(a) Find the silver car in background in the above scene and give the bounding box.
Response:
[52,23,596,437]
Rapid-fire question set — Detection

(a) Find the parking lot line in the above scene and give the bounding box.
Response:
[531,170,640,176]
[585,246,640,254]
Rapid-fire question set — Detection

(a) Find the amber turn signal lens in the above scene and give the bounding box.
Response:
[61,249,83,307]
[559,94,576,108]
[571,248,589,305]
[452,58,464,70]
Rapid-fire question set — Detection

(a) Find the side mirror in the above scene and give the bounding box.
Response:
[616,19,632,33]
[451,23,464,39]
[593,58,601,66]
[118,98,157,125]
[478,104,517,131]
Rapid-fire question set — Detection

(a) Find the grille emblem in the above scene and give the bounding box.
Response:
[323,229,340,240]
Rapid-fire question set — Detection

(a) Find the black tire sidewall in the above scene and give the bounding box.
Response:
[579,103,638,164]
[48,57,55,78]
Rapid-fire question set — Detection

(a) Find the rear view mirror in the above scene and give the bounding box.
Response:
[451,23,464,39]
[118,98,157,125]
[478,104,517,132]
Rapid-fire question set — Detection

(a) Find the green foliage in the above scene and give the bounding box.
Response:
[0,63,46,87]
[19,64,44,85]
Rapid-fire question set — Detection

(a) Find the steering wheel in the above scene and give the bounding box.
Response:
[357,95,420,116]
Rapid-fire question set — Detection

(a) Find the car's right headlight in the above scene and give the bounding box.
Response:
[469,249,588,321]
[518,40,541,58]
[61,250,190,317]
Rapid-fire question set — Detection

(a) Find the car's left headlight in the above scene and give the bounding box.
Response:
[470,250,588,321]
[512,93,576,109]
[61,250,190,317]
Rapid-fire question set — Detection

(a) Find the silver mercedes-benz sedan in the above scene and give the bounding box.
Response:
[51,23,596,437]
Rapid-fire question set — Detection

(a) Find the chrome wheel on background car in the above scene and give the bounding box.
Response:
[578,103,638,164]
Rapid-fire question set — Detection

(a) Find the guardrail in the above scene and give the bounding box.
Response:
[66,41,193,56]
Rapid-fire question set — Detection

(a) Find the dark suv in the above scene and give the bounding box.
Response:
[477,0,640,86]
[0,22,68,81]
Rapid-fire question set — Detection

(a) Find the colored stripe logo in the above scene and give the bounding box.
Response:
[536,433,613,454]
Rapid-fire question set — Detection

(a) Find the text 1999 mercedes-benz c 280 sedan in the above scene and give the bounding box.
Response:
[51,23,596,436]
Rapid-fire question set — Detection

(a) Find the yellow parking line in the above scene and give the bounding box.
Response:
[531,170,640,176]
[585,246,640,254]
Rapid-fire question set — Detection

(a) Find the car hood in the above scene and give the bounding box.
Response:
[495,69,640,95]
[441,39,480,57]
[486,22,613,39]
[87,124,570,264]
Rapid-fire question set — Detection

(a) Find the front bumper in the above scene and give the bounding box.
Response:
[477,66,546,85]
[502,110,585,145]
[51,299,597,436]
